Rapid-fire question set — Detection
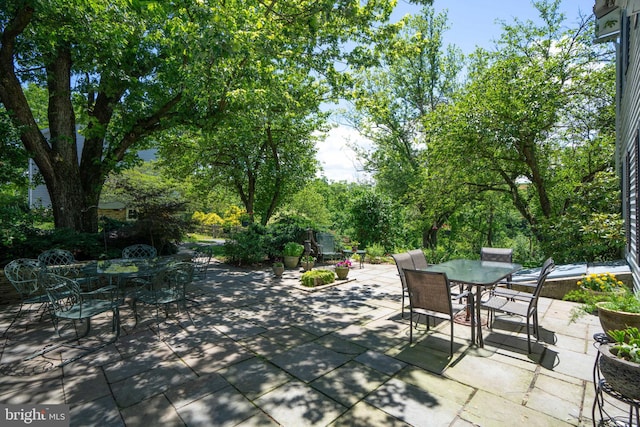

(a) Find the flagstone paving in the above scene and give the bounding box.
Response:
[0,260,623,426]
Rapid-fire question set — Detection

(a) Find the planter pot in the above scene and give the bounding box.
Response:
[596,302,640,337]
[283,256,299,269]
[599,343,640,399]
[301,261,315,271]
[335,267,349,280]
[273,265,285,277]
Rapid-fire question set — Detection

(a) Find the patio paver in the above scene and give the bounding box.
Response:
[0,260,606,426]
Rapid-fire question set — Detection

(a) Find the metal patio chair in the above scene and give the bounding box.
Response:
[481,257,555,353]
[133,262,195,331]
[392,252,415,319]
[3,258,49,336]
[404,269,473,358]
[122,244,157,259]
[408,249,429,270]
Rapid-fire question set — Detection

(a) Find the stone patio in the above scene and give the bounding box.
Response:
[0,261,625,426]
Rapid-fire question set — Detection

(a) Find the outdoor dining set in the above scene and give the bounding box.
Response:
[3,244,211,366]
[392,247,555,356]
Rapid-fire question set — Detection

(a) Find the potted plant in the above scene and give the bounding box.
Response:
[335,259,351,280]
[599,326,640,399]
[596,292,640,336]
[350,241,360,252]
[300,255,315,271]
[283,242,304,269]
[272,260,284,278]
[577,272,626,297]
[564,272,637,330]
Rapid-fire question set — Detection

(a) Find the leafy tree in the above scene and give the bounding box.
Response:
[0,0,398,233]
[349,6,465,248]
[349,189,402,251]
[103,163,190,253]
[439,0,617,252]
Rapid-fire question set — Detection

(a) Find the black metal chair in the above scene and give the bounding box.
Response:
[404,269,473,358]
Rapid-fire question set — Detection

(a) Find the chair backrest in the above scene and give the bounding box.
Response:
[316,232,337,253]
[4,258,41,298]
[403,269,453,316]
[528,257,555,310]
[38,249,77,276]
[391,252,414,290]
[191,248,212,278]
[122,244,157,259]
[39,272,81,313]
[480,247,513,263]
[152,262,194,295]
[407,249,429,270]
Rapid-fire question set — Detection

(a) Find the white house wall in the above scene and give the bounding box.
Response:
[28,128,156,208]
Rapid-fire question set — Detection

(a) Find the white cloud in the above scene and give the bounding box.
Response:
[315,124,372,183]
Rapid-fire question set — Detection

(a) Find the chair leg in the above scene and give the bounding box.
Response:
[450,321,454,358]
[526,316,532,354]
[401,291,407,319]
[409,309,414,344]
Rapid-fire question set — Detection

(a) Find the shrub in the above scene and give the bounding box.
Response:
[283,242,304,257]
[223,223,267,266]
[300,269,335,287]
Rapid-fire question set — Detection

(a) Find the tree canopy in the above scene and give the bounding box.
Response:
[0,0,398,232]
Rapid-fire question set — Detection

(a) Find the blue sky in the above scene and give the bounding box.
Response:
[317,0,598,182]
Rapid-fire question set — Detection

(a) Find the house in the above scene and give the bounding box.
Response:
[28,127,154,221]
[595,0,640,291]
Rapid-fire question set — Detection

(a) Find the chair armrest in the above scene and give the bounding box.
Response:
[452,290,471,301]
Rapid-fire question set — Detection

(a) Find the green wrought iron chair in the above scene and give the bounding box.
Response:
[3,258,49,336]
[133,262,195,330]
[122,244,157,259]
[28,272,121,366]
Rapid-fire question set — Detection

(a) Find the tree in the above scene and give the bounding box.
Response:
[158,64,327,226]
[0,0,397,232]
[440,0,617,248]
[349,6,465,248]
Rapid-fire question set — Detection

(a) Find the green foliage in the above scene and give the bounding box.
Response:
[538,171,623,263]
[578,272,625,292]
[609,327,640,363]
[103,163,191,252]
[283,242,304,257]
[300,269,335,287]
[2,228,110,264]
[365,242,387,263]
[263,212,312,257]
[349,190,402,251]
[565,289,640,322]
[285,183,332,229]
[223,224,268,266]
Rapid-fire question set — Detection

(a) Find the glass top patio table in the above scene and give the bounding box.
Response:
[423,259,522,286]
[422,259,522,347]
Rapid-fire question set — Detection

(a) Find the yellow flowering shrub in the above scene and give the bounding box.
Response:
[577,273,625,292]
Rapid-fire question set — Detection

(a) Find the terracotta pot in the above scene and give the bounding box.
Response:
[599,343,640,399]
[335,267,349,280]
[596,302,640,337]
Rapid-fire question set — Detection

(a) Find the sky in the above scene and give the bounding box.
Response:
[316,0,596,183]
